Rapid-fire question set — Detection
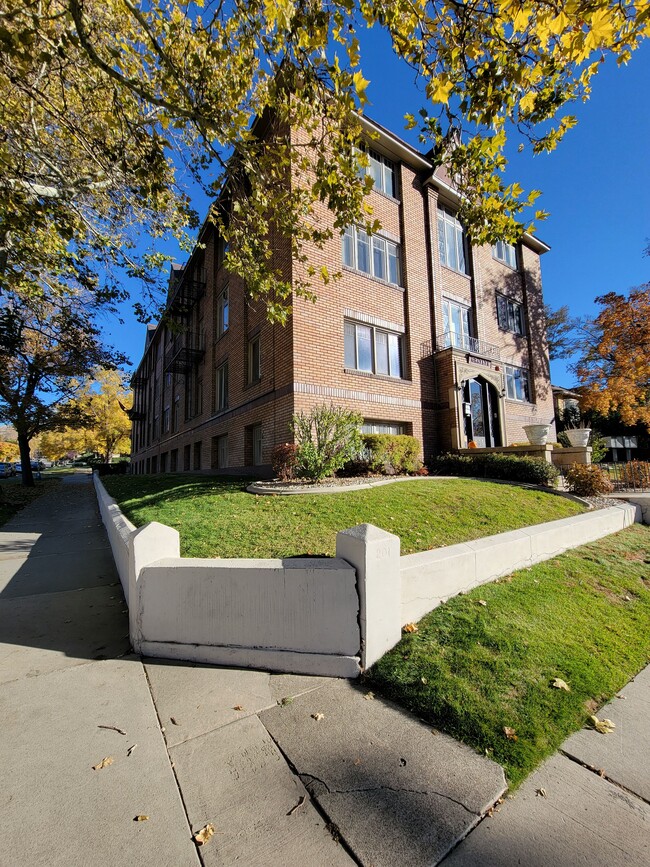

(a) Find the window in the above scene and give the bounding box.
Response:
[252,425,263,466]
[151,455,158,474]
[170,449,178,472]
[160,452,167,473]
[162,406,170,433]
[344,320,403,378]
[172,395,180,432]
[493,240,518,269]
[193,441,202,470]
[215,360,228,411]
[441,298,472,349]
[497,294,526,336]
[217,286,229,338]
[361,421,406,435]
[505,365,531,402]
[247,335,261,384]
[359,147,397,197]
[212,434,228,469]
[183,444,191,471]
[437,206,467,274]
[342,226,401,285]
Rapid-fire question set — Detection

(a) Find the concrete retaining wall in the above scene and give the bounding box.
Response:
[401,502,640,624]
[94,473,135,603]
[95,475,642,678]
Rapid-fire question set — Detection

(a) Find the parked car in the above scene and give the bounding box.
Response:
[0,462,16,478]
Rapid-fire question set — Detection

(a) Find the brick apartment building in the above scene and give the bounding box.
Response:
[129,115,555,476]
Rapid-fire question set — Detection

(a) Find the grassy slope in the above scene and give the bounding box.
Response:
[102,474,585,558]
[368,524,650,789]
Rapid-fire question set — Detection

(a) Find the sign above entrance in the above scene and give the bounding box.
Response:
[466,354,493,368]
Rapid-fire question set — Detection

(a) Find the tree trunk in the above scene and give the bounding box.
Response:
[17,432,34,487]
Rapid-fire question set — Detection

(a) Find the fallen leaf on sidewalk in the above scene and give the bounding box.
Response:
[277,696,293,707]
[403,623,418,633]
[287,796,306,816]
[364,691,375,700]
[503,726,518,741]
[134,815,149,822]
[589,715,616,734]
[311,712,325,721]
[98,725,127,735]
[193,823,215,846]
[92,756,114,771]
[127,744,137,757]
[550,678,571,692]
[170,717,180,726]
[536,788,547,798]
[233,705,244,711]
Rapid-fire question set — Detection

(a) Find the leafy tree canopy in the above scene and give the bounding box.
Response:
[0,294,127,484]
[1,1,647,321]
[575,285,650,428]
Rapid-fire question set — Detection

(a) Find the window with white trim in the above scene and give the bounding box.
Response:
[344,320,403,378]
[492,240,518,269]
[497,294,526,336]
[215,360,228,411]
[217,286,229,338]
[359,147,397,197]
[505,364,531,402]
[442,298,472,349]
[361,421,406,435]
[342,226,401,285]
[437,206,468,274]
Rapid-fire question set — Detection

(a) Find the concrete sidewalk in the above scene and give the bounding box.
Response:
[0,472,648,866]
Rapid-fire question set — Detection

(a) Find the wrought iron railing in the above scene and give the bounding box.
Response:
[434,332,501,359]
[166,268,207,313]
[164,330,205,373]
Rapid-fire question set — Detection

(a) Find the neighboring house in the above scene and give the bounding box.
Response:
[130,116,555,475]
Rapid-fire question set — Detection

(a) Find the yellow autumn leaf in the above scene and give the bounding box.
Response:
[430,77,454,105]
[551,677,571,692]
[193,823,216,846]
[590,714,616,734]
[403,623,419,633]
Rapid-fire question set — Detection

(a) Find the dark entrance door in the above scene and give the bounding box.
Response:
[464,378,501,447]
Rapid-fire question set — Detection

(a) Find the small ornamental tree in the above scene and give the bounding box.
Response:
[292,404,363,481]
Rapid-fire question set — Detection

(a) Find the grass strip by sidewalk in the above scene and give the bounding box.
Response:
[0,477,62,528]
[102,474,584,558]
[367,524,650,790]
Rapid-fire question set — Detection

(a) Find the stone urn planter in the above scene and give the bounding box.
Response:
[523,424,551,446]
[565,428,591,447]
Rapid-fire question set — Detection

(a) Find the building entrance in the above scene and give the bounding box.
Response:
[463,378,501,448]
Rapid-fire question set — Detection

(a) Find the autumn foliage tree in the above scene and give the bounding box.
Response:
[0,296,127,485]
[1,1,648,322]
[40,370,132,463]
[575,286,650,428]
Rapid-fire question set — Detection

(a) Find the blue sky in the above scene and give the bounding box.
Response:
[106,33,650,389]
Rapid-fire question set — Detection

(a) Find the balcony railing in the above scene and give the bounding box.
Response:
[127,408,146,421]
[167,268,207,314]
[164,330,205,373]
[435,332,501,359]
[130,371,148,388]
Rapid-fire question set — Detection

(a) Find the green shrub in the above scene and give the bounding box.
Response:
[430,452,559,486]
[565,463,614,496]
[362,434,421,475]
[291,404,363,481]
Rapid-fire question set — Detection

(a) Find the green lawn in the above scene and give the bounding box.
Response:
[367,524,650,789]
[0,477,62,527]
[102,474,585,558]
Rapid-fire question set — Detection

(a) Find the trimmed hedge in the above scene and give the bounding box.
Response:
[363,434,421,474]
[430,452,559,486]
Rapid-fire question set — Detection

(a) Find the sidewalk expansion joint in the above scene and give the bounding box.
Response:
[259,718,364,867]
[142,663,204,867]
[558,749,650,807]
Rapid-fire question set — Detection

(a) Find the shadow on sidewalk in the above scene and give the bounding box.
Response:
[0,473,131,673]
